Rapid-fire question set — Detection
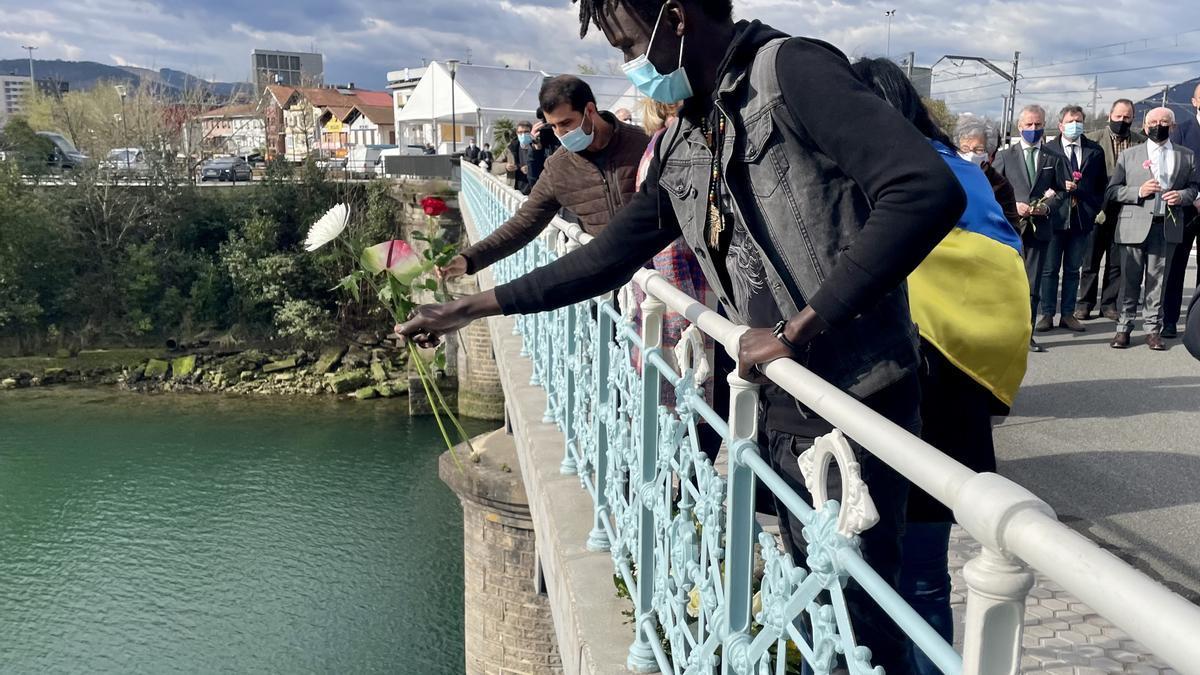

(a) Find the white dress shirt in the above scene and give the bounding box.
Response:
[1061,136,1082,171]
[1147,139,1175,185]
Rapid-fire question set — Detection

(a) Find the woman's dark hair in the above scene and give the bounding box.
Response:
[539,75,596,115]
[574,0,734,38]
[851,57,954,148]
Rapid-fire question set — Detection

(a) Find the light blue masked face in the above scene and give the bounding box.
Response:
[559,107,595,153]
[1062,121,1084,140]
[620,3,693,104]
[518,132,534,146]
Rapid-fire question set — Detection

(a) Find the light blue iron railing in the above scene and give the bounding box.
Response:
[458,161,1200,675]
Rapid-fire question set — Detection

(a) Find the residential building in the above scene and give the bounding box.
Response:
[251,49,324,91]
[196,103,266,156]
[345,105,396,147]
[260,85,296,160]
[1,75,28,125]
[280,85,393,161]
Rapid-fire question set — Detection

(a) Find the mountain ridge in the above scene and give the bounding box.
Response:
[0,59,252,100]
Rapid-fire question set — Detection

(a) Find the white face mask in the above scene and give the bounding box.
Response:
[959,151,988,166]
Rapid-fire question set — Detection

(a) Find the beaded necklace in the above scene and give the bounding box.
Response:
[701,113,727,249]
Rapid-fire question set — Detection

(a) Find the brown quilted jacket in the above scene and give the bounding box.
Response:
[462,112,649,273]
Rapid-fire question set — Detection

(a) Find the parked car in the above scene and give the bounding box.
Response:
[100,147,151,177]
[36,131,88,170]
[347,144,396,177]
[199,156,253,182]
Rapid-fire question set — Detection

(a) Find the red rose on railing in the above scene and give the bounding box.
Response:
[421,196,448,217]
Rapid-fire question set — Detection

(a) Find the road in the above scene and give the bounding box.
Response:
[995,251,1200,603]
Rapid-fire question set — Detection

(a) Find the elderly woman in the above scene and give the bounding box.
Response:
[955,114,1021,230]
[852,57,1031,675]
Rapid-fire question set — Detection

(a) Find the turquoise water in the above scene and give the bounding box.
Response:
[0,389,494,674]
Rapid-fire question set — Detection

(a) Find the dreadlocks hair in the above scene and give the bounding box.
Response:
[573,0,734,38]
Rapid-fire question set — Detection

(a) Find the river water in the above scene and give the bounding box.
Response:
[0,389,494,674]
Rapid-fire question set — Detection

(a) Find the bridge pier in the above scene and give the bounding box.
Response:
[440,430,562,674]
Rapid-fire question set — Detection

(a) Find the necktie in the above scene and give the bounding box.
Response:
[1155,146,1169,217]
[1069,145,1079,173]
[1025,147,1037,185]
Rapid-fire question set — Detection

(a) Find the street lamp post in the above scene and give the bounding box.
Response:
[447,59,460,154]
[21,45,37,83]
[115,85,130,172]
[884,10,897,60]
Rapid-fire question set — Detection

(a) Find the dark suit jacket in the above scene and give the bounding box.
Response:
[1171,113,1200,159]
[992,142,1069,242]
[1043,135,1107,234]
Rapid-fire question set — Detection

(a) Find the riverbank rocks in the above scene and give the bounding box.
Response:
[370,360,389,384]
[262,357,298,374]
[354,386,379,400]
[328,369,370,394]
[314,346,347,375]
[1,378,16,390]
[144,359,170,379]
[171,355,197,380]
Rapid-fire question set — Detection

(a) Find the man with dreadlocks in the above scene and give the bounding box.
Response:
[399,1,966,668]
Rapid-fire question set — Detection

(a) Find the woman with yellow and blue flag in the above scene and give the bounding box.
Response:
[852,58,1031,675]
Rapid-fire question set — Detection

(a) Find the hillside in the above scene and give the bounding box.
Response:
[0,59,251,100]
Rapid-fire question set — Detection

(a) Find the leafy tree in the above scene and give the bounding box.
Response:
[1,117,54,175]
[923,98,958,139]
[493,118,516,149]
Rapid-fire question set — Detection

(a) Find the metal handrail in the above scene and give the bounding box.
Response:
[457,160,1200,674]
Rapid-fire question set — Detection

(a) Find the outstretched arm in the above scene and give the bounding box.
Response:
[399,160,681,345]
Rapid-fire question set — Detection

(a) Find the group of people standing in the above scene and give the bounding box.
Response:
[399,0,1199,671]
[987,94,1200,353]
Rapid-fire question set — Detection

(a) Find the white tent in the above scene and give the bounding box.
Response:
[395,61,547,152]
[395,61,645,151]
[576,74,641,119]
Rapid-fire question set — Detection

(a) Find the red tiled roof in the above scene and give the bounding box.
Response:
[348,105,394,125]
[354,91,393,107]
[198,103,258,119]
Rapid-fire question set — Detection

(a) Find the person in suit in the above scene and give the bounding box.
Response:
[499,121,534,194]
[479,142,494,171]
[1078,99,1144,321]
[1163,82,1200,338]
[463,138,481,164]
[1107,107,1200,350]
[1039,105,1107,332]
[992,104,1070,352]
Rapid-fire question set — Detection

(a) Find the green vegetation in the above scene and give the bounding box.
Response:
[0,152,431,356]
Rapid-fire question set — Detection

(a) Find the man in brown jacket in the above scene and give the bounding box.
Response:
[440,75,649,279]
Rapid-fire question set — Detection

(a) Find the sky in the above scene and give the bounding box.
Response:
[2,0,1198,120]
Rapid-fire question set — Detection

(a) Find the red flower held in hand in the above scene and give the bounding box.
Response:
[1072,171,1083,181]
[421,196,448,217]
[1143,159,1154,171]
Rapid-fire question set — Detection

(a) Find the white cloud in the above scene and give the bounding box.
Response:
[2,0,1196,117]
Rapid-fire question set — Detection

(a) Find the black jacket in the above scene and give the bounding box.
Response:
[496,21,966,398]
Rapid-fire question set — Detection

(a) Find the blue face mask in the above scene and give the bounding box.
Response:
[620,3,693,104]
[1062,121,1084,140]
[1021,128,1045,145]
[559,109,595,153]
[518,133,534,146]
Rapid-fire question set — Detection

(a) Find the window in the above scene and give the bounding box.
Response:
[256,54,267,68]
[268,54,279,69]
[290,56,301,70]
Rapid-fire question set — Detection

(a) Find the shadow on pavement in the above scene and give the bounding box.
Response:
[1012,375,1200,418]
[999,450,1200,600]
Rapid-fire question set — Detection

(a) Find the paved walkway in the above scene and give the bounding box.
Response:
[949,526,1180,674]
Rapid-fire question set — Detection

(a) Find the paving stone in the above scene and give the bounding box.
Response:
[948,526,1174,674]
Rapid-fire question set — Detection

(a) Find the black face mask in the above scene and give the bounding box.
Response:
[1147,124,1171,143]
[1109,119,1132,137]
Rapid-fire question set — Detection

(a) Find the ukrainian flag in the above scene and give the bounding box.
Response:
[908,143,1032,409]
